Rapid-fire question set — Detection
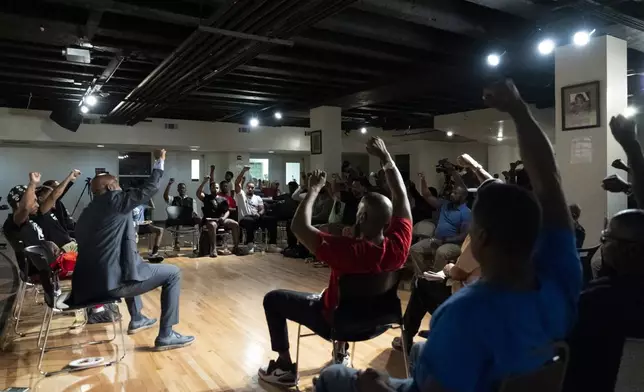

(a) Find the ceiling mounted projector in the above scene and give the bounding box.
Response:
[63,48,91,64]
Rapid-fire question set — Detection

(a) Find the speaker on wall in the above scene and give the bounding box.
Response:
[49,108,82,132]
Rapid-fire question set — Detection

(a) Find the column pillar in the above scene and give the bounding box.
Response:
[310,106,342,175]
[554,35,628,244]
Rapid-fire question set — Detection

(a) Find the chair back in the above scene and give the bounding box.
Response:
[23,245,58,307]
[615,338,644,391]
[578,245,600,284]
[333,270,403,331]
[498,342,569,392]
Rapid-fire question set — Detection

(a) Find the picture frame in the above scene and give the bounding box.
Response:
[561,81,600,131]
[310,130,322,155]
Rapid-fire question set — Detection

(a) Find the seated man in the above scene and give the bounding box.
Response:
[132,201,164,261]
[410,168,470,272]
[234,166,281,253]
[569,203,585,248]
[564,114,644,392]
[163,178,200,250]
[41,178,76,232]
[258,137,412,387]
[316,80,581,392]
[71,149,194,351]
[197,175,240,257]
[217,180,237,210]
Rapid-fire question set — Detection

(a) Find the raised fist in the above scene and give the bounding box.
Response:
[210,164,215,171]
[308,169,327,192]
[69,169,82,180]
[365,136,390,161]
[203,176,211,183]
[242,165,251,172]
[154,149,167,160]
[483,79,525,113]
[168,178,176,185]
[610,115,637,146]
[29,172,41,184]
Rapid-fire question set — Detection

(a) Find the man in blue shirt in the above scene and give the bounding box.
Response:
[315,80,581,392]
[410,172,471,273]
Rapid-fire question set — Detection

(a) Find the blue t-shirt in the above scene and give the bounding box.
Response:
[413,228,581,392]
[434,200,471,239]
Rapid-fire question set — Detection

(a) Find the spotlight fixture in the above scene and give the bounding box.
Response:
[573,30,592,47]
[250,117,259,127]
[84,95,98,106]
[487,53,501,67]
[537,39,555,55]
[274,111,283,120]
[360,127,367,134]
[446,130,454,137]
[624,106,638,118]
[80,105,89,114]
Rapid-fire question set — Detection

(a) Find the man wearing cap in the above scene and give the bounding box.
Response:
[3,172,45,252]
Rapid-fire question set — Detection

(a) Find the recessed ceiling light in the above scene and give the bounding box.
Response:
[446,130,454,137]
[360,127,367,134]
[80,105,89,114]
[250,117,259,127]
[190,148,198,151]
[97,144,104,148]
[268,150,275,154]
[487,53,500,67]
[274,112,282,120]
[537,39,555,55]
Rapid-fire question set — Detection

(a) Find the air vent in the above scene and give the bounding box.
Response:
[238,126,250,133]
[164,123,179,130]
[82,117,101,125]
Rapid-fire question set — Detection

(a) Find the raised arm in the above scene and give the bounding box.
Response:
[235,166,250,194]
[13,172,40,226]
[457,154,493,184]
[60,180,74,200]
[366,137,412,221]
[447,163,467,190]
[609,115,644,207]
[113,150,165,213]
[209,165,216,187]
[163,178,175,204]
[484,80,572,230]
[419,173,442,209]
[291,170,326,253]
[292,185,306,201]
[196,176,209,202]
[39,169,81,213]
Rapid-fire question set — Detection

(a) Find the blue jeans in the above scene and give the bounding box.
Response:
[315,342,424,392]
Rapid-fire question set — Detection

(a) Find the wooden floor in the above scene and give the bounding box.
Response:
[0,253,426,392]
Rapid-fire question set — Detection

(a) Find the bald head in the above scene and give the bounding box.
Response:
[356,192,393,237]
[602,209,644,277]
[91,173,120,196]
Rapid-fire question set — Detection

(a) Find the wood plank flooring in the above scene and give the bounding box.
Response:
[0,254,426,392]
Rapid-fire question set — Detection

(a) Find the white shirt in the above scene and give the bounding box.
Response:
[235,191,263,219]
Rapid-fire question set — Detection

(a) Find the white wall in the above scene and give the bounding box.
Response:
[0,146,119,224]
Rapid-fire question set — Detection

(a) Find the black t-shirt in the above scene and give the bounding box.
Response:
[171,195,194,209]
[32,210,73,248]
[3,214,46,249]
[202,194,229,219]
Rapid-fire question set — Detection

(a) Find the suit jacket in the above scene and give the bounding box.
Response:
[70,169,163,303]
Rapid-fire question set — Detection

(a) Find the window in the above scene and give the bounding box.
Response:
[191,159,200,181]
[285,162,301,184]
[118,151,151,176]
[249,158,269,183]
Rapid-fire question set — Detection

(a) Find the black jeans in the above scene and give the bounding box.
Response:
[263,289,331,352]
[402,278,451,347]
[239,215,278,244]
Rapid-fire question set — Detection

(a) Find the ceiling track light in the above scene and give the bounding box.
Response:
[446,130,454,137]
[573,29,594,46]
[80,105,89,114]
[250,117,259,127]
[274,111,282,120]
[360,127,367,134]
[84,95,98,106]
[537,38,556,55]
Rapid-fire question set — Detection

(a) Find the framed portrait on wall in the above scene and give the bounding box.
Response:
[310,130,322,155]
[561,81,600,131]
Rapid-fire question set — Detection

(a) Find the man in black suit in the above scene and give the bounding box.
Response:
[72,149,194,351]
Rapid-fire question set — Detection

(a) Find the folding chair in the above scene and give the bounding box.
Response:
[578,245,600,284]
[295,270,409,381]
[497,342,569,392]
[165,206,199,255]
[23,245,126,376]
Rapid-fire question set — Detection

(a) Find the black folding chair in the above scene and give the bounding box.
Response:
[165,206,199,254]
[295,270,409,379]
[497,342,569,392]
[23,245,126,376]
[578,245,600,284]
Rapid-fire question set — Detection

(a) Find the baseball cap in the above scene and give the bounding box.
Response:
[7,185,27,208]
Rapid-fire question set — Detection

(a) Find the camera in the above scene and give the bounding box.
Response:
[435,158,462,174]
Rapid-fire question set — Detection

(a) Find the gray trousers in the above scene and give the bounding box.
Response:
[315,342,425,392]
[108,263,181,330]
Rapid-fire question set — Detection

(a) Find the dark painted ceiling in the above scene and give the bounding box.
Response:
[0,0,643,131]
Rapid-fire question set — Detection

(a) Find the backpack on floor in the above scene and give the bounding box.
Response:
[198,229,210,257]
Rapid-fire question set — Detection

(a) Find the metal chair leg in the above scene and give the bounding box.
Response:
[295,324,302,385]
[350,342,356,368]
[400,324,410,378]
[37,306,55,376]
[12,282,27,320]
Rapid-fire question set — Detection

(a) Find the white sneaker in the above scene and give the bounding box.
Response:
[258,359,298,387]
[333,352,350,366]
[247,245,255,254]
[266,244,283,253]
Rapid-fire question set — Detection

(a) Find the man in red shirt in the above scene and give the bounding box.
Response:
[258,137,413,387]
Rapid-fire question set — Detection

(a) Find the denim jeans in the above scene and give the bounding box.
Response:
[315,342,425,392]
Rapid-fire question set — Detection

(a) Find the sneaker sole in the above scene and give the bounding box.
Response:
[258,371,298,387]
[153,338,195,351]
[127,321,157,335]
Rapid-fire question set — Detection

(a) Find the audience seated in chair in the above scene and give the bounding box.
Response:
[410,168,471,272]
[197,175,240,256]
[132,201,164,262]
[564,114,644,392]
[234,166,281,253]
[163,179,200,250]
[316,80,581,392]
[71,149,194,351]
[258,136,412,387]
